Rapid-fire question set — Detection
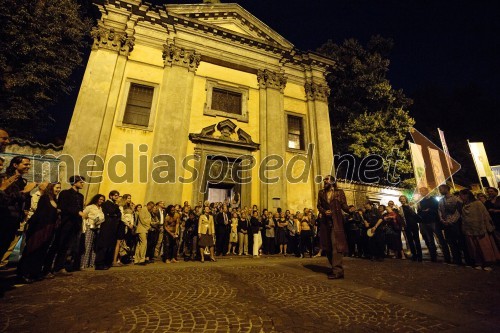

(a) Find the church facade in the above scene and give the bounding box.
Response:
[64,0,336,211]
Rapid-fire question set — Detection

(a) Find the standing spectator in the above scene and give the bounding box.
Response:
[384,206,405,259]
[251,210,262,257]
[135,202,154,265]
[265,211,276,255]
[0,129,10,153]
[184,210,199,260]
[164,205,180,263]
[299,213,314,258]
[154,201,166,260]
[198,206,216,262]
[399,195,423,262]
[276,212,288,255]
[50,175,85,275]
[317,176,349,279]
[459,189,500,271]
[238,211,250,255]
[227,212,239,255]
[215,205,230,256]
[438,184,466,265]
[287,213,300,257]
[95,191,121,270]
[261,209,269,254]
[146,204,161,262]
[0,156,36,261]
[17,182,61,282]
[484,187,500,231]
[114,194,133,267]
[417,187,442,262]
[364,202,385,262]
[345,205,363,257]
[80,194,105,270]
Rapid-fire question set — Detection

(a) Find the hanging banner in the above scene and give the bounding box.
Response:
[428,147,446,186]
[409,142,428,191]
[468,141,496,188]
[492,165,500,184]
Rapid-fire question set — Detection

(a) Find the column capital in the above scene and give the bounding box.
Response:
[91,27,134,56]
[162,43,201,72]
[257,69,287,93]
[304,81,330,102]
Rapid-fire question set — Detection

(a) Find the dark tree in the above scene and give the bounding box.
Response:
[317,36,415,187]
[0,0,91,136]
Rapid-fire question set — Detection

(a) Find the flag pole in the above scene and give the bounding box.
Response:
[467,139,485,192]
[437,128,456,191]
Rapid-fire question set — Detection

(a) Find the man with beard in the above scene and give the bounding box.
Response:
[317,176,349,279]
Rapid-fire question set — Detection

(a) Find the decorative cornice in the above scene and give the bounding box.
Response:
[257,69,287,93]
[162,43,201,72]
[304,81,330,102]
[189,119,259,151]
[91,26,135,56]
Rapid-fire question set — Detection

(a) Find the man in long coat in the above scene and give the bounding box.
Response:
[317,175,349,279]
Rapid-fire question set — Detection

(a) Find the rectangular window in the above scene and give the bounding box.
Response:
[287,115,305,150]
[122,83,154,127]
[211,88,242,115]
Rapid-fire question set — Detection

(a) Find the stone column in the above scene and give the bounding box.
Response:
[310,82,333,177]
[257,69,287,210]
[63,26,134,200]
[145,43,201,203]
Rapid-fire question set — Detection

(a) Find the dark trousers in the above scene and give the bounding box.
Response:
[419,223,437,260]
[300,230,313,257]
[266,236,275,254]
[164,233,178,260]
[443,222,472,265]
[404,223,422,259]
[346,230,362,256]
[146,229,160,260]
[287,234,300,256]
[0,220,19,260]
[369,231,386,259]
[215,229,229,255]
[52,221,80,272]
[360,230,371,258]
[94,219,118,268]
[435,223,451,263]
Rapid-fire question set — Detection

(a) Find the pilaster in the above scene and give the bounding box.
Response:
[257,69,288,210]
[145,43,201,203]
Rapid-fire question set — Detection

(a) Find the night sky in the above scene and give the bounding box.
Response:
[52,0,500,166]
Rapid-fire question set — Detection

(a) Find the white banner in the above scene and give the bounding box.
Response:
[428,147,446,186]
[468,141,496,187]
[409,142,428,190]
[438,128,452,171]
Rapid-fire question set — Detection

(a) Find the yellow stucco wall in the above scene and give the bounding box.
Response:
[97,53,163,204]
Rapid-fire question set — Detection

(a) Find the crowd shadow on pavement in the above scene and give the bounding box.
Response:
[0,267,19,298]
[302,263,331,276]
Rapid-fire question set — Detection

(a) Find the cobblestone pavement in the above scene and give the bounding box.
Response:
[0,256,499,332]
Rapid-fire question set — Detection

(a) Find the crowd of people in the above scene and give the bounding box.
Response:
[1,128,500,284]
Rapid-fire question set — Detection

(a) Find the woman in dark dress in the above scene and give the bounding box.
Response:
[18,182,61,282]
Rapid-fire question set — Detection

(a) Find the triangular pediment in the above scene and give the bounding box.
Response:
[165,3,294,49]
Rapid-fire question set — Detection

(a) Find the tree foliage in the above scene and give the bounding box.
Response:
[317,36,415,187]
[0,0,91,136]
